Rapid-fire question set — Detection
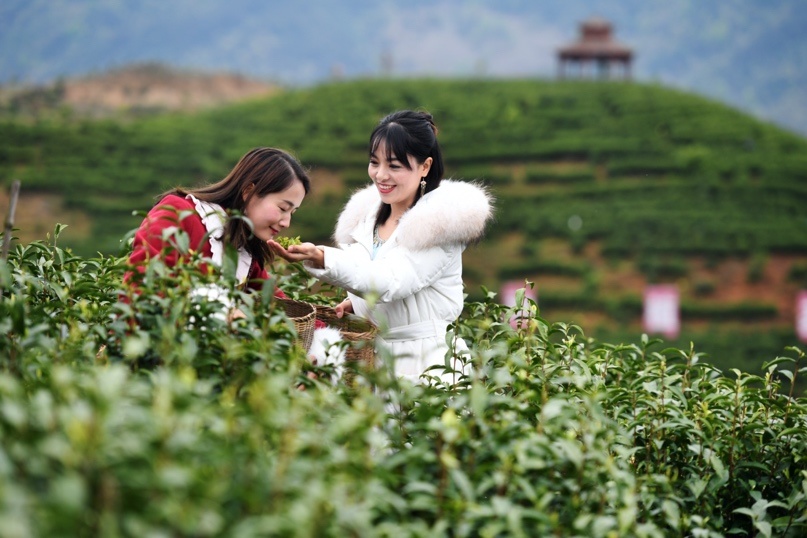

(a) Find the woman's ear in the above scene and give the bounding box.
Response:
[420,157,433,177]
[242,183,256,202]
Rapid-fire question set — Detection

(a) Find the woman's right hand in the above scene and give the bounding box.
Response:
[267,240,325,268]
[334,299,353,318]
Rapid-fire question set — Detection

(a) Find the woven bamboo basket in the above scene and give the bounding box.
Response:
[315,305,378,372]
[276,298,316,352]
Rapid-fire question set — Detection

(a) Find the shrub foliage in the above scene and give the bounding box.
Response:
[0,229,806,536]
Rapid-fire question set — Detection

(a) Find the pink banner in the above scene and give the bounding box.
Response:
[643,285,680,339]
[501,280,537,329]
[501,280,536,307]
[797,291,807,343]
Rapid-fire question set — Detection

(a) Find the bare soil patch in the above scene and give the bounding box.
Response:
[0,191,91,246]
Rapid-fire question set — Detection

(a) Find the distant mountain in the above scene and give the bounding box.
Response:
[1,0,806,136]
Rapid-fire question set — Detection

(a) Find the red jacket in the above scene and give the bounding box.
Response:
[126,194,281,295]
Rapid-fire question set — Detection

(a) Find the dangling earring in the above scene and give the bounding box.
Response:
[420,179,426,197]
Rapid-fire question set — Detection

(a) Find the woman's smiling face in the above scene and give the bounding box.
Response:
[243,178,306,242]
[368,140,431,212]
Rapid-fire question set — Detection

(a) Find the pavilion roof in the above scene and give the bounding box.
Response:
[558,17,633,60]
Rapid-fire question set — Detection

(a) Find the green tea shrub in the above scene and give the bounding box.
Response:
[524,170,594,185]
[0,225,124,381]
[1,235,805,536]
[693,279,717,296]
[637,256,689,282]
[454,290,807,536]
[607,157,682,178]
[452,166,513,186]
[497,260,587,280]
[747,251,768,283]
[681,301,779,321]
[788,262,807,287]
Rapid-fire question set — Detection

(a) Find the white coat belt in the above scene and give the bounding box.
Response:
[381,320,450,343]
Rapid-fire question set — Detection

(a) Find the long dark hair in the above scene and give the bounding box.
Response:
[163,147,310,265]
[369,110,444,226]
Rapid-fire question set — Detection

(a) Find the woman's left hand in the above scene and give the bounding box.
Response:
[267,240,325,268]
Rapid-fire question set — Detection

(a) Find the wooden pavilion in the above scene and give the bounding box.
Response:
[557,18,633,80]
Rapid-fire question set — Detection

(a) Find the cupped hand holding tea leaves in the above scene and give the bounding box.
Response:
[267,238,325,269]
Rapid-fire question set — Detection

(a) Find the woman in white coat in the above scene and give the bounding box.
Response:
[269,110,493,384]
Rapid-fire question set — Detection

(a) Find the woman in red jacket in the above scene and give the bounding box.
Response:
[126,147,310,317]
[124,146,345,376]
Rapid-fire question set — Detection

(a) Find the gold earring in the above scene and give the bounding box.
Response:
[420,179,426,197]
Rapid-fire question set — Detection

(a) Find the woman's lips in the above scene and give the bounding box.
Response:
[377,183,395,194]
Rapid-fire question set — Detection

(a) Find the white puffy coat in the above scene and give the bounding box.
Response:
[305,180,493,383]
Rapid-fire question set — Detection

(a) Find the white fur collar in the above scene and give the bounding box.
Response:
[333,179,493,251]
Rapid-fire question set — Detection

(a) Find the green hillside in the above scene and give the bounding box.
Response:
[2,78,807,377]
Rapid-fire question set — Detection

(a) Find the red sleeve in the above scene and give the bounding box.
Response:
[124,195,212,286]
[246,259,287,298]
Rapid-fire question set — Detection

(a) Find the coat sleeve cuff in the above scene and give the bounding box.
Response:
[303,245,333,277]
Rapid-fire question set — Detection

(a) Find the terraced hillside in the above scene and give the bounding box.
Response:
[2,78,807,374]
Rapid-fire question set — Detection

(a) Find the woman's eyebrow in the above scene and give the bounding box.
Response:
[370,150,404,165]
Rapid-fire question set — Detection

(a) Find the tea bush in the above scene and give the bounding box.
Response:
[1,232,806,536]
